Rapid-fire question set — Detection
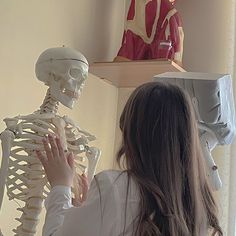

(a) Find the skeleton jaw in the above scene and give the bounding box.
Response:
[48,78,84,109]
[60,87,83,109]
[63,88,80,99]
[51,88,76,109]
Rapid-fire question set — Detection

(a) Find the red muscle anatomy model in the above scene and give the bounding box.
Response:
[115,0,184,65]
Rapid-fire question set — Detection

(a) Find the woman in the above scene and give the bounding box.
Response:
[37,82,222,235]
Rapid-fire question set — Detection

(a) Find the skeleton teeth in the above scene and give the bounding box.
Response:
[64,89,79,99]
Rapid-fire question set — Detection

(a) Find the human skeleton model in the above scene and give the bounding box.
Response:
[0,47,101,235]
[115,0,184,64]
[154,72,236,191]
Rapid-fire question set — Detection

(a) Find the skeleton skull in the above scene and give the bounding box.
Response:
[35,47,89,109]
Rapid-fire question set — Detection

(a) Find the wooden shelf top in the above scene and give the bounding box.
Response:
[89,60,186,88]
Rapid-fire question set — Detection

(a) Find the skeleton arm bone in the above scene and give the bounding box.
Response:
[73,146,101,204]
[0,130,15,209]
[85,146,101,184]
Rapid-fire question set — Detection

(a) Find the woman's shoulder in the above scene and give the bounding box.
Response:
[94,169,127,185]
[94,170,139,198]
[87,170,126,201]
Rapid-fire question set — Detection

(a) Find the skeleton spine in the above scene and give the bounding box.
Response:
[39,89,59,114]
[12,90,59,235]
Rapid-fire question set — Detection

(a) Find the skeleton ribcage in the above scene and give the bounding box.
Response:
[4,114,91,235]
[7,119,50,202]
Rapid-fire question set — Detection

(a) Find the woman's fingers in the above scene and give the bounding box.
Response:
[76,173,88,203]
[48,134,59,159]
[81,174,88,189]
[38,135,75,188]
[55,136,66,160]
[81,174,88,201]
[42,135,69,162]
[35,150,48,169]
[42,137,53,161]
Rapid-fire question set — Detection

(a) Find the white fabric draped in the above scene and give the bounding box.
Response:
[226,0,236,235]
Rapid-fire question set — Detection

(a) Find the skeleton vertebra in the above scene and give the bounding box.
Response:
[0,47,101,236]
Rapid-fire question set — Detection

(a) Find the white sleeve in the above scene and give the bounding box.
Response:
[42,172,119,236]
[42,185,72,236]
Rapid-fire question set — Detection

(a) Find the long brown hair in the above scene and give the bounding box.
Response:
[117,82,222,235]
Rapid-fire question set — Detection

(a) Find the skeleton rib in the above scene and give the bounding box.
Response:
[15,133,44,142]
[33,119,56,131]
[12,141,44,150]
[21,124,53,135]
[7,172,28,183]
[10,153,39,164]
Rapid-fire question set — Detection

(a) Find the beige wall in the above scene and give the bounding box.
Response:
[0,0,125,235]
[113,88,134,168]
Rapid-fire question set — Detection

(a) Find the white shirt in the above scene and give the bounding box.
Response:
[43,170,140,236]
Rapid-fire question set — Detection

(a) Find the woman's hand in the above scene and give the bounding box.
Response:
[72,173,89,206]
[36,134,75,188]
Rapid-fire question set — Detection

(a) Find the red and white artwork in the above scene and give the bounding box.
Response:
[116,0,184,64]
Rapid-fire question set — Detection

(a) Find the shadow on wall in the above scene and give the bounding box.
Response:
[70,0,125,63]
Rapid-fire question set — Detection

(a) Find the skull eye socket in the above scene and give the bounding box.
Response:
[69,68,82,79]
